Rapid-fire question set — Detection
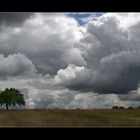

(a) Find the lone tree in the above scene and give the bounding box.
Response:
[0,88,25,110]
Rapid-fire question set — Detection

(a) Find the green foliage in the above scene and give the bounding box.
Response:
[0,88,25,110]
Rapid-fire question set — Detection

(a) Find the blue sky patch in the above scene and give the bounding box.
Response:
[68,12,105,25]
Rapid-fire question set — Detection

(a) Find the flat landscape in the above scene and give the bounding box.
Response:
[0,109,140,127]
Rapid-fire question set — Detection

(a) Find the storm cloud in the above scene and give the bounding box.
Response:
[56,13,140,94]
[0,12,33,27]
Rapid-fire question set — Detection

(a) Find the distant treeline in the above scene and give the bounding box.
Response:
[112,106,140,109]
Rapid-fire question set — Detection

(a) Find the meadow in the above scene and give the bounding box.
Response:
[0,109,140,127]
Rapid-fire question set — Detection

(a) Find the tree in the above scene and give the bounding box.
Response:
[112,106,119,109]
[128,106,134,109]
[120,106,124,109]
[0,88,25,110]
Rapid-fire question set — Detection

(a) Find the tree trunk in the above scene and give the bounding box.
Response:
[6,104,9,110]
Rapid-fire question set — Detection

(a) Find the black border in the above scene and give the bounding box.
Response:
[1,0,140,12]
[1,0,140,130]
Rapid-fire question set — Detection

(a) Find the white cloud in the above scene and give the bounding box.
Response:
[0,13,85,75]
[0,53,37,79]
[54,64,85,84]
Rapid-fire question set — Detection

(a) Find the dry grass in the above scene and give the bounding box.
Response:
[0,109,140,127]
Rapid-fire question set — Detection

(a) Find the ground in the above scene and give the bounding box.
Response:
[0,109,140,127]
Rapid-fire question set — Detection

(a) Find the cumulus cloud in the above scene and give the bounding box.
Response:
[0,53,37,79]
[56,13,140,94]
[22,89,140,109]
[0,13,85,75]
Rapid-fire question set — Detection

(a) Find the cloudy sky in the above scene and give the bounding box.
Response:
[0,12,140,109]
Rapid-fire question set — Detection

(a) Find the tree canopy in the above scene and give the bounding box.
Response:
[0,88,25,110]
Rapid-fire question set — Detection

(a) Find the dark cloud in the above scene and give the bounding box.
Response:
[0,12,33,27]
[118,90,140,101]
[56,13,140,94]
[0,13,85,75]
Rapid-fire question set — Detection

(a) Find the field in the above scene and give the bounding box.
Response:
[0,109,140,127]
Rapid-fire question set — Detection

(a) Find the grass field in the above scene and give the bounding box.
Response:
[0,109,140,127]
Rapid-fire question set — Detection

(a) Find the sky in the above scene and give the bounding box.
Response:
[0,12,140,109]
